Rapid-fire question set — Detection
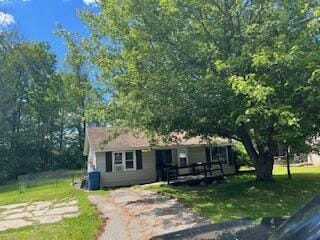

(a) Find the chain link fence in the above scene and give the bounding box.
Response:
[274,153,308,165]
[17,169,85,192]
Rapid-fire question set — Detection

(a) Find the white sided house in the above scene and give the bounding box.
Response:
[83,127,236,187]
[307,137,320,166]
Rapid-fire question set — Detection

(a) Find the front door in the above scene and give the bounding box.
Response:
[155,149,173,181]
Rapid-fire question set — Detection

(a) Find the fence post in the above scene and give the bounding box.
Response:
[55,170,58,187]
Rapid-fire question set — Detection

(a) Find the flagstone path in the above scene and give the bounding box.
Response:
[0,197,80,232]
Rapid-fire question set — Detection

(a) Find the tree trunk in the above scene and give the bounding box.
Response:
[254,154,274,181]
[238,125,276,181]
[59,109,65,151]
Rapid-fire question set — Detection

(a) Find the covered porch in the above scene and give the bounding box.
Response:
[155,144,235,185]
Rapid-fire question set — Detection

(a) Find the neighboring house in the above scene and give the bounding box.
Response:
[83,127,236,187]
[308,153,320,166]
[307,137,320,166]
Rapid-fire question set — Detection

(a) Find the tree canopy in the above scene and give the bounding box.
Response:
[66,0,320,180]
[0,30,92,181]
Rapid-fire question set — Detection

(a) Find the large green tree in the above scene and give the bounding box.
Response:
[0,31,90,181]
[0,35,60,178]
[76,0,320,181]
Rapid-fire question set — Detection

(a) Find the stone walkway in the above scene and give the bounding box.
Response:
[89,189,211,240]
[0,197,80,232]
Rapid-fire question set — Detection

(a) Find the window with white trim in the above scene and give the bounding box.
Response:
[211,147,228,164]
[113,152,123,172]
[112,151,136,172]
[125,151,135,170]
[178,148,188,167]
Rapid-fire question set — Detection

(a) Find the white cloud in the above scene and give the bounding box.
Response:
[0,12,15,26]
[83,0,99,6]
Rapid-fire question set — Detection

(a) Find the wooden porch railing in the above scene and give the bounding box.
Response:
[164,161,224,184]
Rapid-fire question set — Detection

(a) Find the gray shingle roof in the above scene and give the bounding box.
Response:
[86,127,233,152]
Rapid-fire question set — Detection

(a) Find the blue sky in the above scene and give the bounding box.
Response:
[0,0,97,67]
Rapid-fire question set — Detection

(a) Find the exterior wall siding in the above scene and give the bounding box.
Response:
[187,146,236,175]
[188,147,206,164]
[87,148,96,172]
[172,148,178,164]
[94,145,236,187]
[95,150,157,187]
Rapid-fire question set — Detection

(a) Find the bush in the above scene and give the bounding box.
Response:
[234,143,253,172]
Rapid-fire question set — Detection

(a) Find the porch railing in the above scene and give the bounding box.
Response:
[164,161,224,184]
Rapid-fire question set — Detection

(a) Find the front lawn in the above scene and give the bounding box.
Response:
[0,179,105,240]
[145,166,320,223]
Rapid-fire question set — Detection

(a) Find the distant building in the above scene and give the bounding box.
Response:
[308,153,320,166]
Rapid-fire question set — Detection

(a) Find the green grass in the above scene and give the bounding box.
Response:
[0,166,318,238]
[0,179,106,240]
[144,166,320,223]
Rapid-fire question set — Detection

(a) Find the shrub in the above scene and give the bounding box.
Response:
[234,143,253,172]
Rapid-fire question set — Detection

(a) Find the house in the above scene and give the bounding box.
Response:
[83,127,236,187]
[307,137,320,166]
[308,153,320,166]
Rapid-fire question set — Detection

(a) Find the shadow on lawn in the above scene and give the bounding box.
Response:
[153,172,320,222]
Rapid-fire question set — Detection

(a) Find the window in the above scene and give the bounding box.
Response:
[211,147,228,164]
[113,152,123,172]
[178,148,188,167]
[164,150,173,165]
[125,152,135,170]
[217,147,228,164]
[112,151,136,172]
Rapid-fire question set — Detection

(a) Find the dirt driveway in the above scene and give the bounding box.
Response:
[89,188,211,240]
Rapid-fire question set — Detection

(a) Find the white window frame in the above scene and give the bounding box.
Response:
[113,152,124,172]
[177,148,189,167]
[124,151,136,171]
[112,151,137,172]
[210,146,229,165]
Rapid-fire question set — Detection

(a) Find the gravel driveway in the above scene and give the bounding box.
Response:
[89,188,211,240]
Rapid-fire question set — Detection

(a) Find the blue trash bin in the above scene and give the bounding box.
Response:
[88,171,100,191]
